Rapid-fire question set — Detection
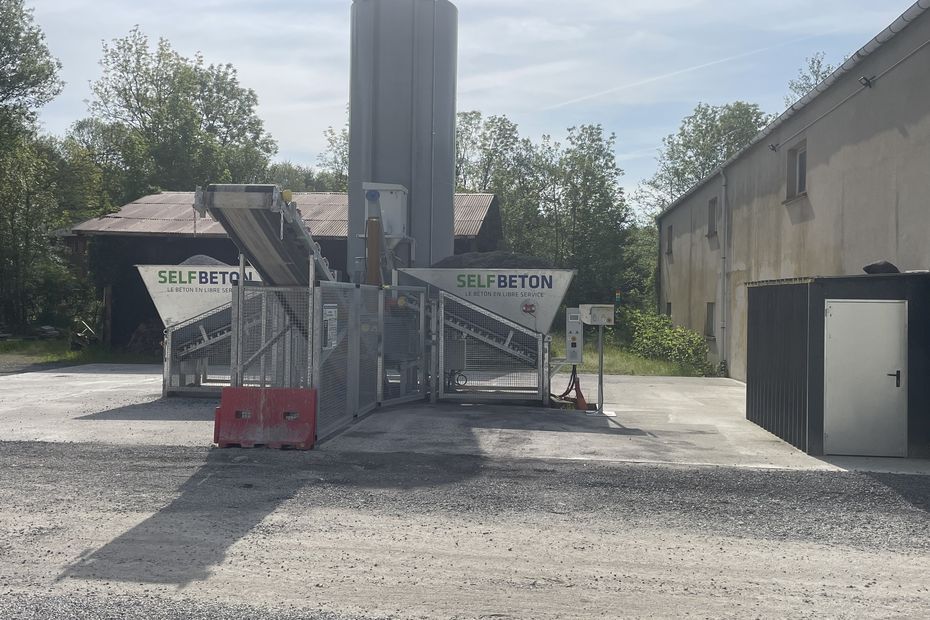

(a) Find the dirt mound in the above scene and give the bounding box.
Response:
[180,254,230,266]
[431,251,554,269]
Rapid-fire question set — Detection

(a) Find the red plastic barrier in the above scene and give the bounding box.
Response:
[260,388,317,449]
[214,387,317,450]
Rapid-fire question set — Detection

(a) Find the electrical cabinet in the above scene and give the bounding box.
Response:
[579,304,615,326]
[565,308,583,364]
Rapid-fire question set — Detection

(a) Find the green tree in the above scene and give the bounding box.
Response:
[0,0,68,329]
[317,122,349,192]
[0,0,62,128]
[455,110,549,254]
[455,110,482,191]
[455,112,642,307]
[59,118,154,214]
[0,131,62,327]
[266,161,317,192]
[785,52,836,107]
[557,124,632,305]
[636,101,770,220]
[89,27,277,191]
[454,111,521,194]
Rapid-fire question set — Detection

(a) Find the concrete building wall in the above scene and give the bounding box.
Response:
[658,9,930,381]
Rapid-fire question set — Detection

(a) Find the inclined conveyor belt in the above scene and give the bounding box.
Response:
[194,184,335,287]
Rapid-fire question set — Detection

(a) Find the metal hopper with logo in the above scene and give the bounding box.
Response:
[400,268,574,334]
[400,268,575,403]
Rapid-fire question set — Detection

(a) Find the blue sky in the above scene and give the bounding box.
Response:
[31,0,916,192]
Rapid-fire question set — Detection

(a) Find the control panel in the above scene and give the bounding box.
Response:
[565,307,583,364]
[579,304,615,326]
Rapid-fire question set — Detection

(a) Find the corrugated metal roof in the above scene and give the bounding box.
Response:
[71,191,496,239]
[658,0,930,220]
[453,193,496,238]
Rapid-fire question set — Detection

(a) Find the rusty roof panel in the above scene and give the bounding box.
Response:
[71,191,494,239]
[452,193,494,237]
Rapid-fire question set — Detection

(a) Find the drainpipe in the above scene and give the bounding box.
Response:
[719,169,729,375]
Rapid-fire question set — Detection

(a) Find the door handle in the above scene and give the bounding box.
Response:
[887,370,901,388]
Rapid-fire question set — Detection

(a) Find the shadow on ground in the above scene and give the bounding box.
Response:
[77,398,216,422]
[58,448,311,586]
[867,472,930,514]
[460,405,651,436]
[57,405,496,587]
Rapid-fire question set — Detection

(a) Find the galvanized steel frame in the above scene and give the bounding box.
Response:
[380,286,428,408]
[437,291,548,404]
[313,282,428,439]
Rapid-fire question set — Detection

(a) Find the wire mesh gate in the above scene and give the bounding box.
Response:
[163,303,234,396]
[312,283,427,438]
[165,283,546,431]
[438,291,549,403]
[164,284,427,423]
[233,285,313,389]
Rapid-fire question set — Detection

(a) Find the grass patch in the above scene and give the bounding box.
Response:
[550,332,700,377]
[0,338,160,365]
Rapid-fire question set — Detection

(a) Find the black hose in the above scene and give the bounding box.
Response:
[554,365,578,400]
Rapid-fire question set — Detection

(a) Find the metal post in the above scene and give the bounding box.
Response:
[232,253,246,387]
[590,325,615,417]
[312,285,322,395]
[307,255,316,389]
[431,297,440,403]
[377,287,385,404]
[537,331,545,405]
[541,335,551,406]
[284,303,292,388]
[348,285,362,417]
[419,290,427,398]
[162,328,172,397]
[598,325,604,413]
[260,291,268,387]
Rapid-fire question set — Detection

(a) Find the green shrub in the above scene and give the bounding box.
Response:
[622,309,714,375]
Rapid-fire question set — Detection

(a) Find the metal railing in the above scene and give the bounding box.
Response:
[381,287,427,406]
[233,285,313,389]
[165,281,549,429]
[163,302,234,396]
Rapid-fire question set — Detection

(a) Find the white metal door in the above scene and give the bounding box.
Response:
[824,300,907,457]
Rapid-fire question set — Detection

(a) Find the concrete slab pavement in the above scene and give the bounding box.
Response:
[326,376,830,471]
[2,364,928,474]
[0,364,215,446]
[328,373,930,474]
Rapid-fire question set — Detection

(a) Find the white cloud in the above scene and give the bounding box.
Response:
[29,0,918,185]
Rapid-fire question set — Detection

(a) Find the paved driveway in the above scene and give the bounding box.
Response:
[2,364,928,474]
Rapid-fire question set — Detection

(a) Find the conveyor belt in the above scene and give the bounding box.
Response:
[194,184,334,286]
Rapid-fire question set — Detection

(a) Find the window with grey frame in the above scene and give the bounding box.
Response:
[665,224,673,255]
[707,197,718,237]
[704,302,716,339]
[786,141,808,200]
[666,302,672,317]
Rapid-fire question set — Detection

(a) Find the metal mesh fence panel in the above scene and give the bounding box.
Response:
[358,286,381,414]
[316,283,354,438]
[382,287,426,404]
[236,286,312,389]
[165,279,431,438]
[439,292,543,400]
[164,302,234,395]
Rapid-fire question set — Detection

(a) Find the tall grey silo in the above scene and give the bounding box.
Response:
[348,0,458,281]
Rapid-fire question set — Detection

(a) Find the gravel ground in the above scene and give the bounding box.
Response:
[0,441,928,619]
[0,593,380,620]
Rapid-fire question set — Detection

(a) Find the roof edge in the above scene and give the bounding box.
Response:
[656,0,930,221]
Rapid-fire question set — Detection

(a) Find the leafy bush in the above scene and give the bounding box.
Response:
[620,308,714,375]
